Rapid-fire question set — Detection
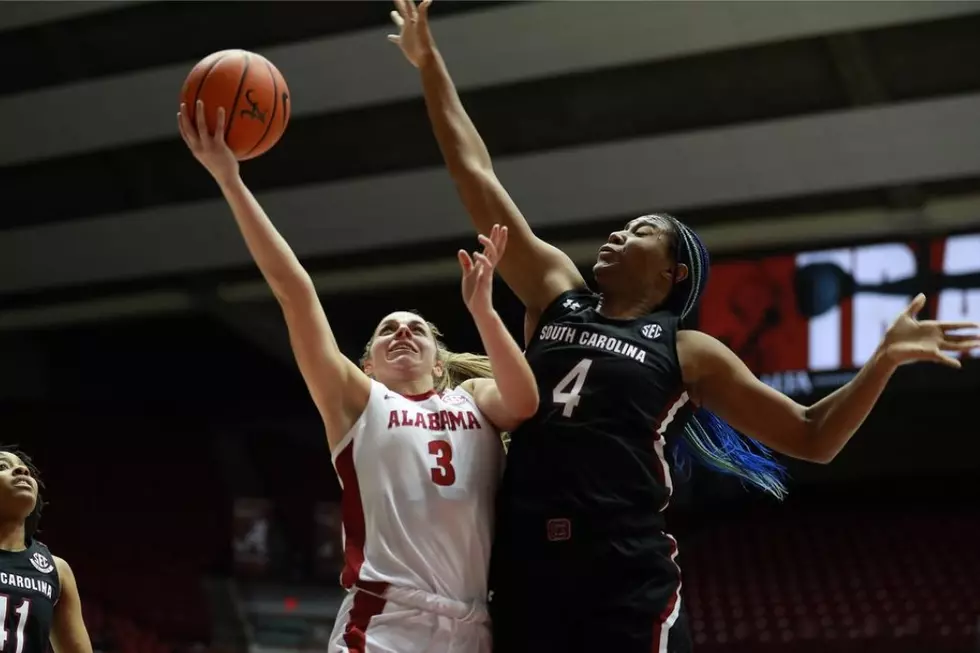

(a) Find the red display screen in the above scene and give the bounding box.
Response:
[698,232,980,395]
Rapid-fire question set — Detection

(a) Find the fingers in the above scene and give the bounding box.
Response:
[393,0,411,20]
[418,0,432,20]
[942,338,980,350]
[935,353,963,369]
[181,101,226,149]
[195,99,208,141]
[943,333,980,343]
[477,224,509,264]
[938,321,980,333]
[477,234,498,264]
[457,249,473,274]
[390,9,405,28]
[214,107,226,144]
[405,0,418,19]
[177,104,198,148]
[495,224,509,256]
[472,252,494,272]
[904,293,926,318]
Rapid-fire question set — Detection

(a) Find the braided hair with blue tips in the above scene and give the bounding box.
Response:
[641,214,789,499]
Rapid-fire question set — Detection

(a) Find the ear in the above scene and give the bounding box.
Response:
[362,360,374,377]
[432,359,445,380]
[673,263,689,284]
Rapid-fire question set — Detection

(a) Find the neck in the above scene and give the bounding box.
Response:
[0,521,27,552]
[387,377,437,398]
[596,293,659,320]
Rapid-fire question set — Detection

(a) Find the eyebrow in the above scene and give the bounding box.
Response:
[634,217,662,228]
[379,319,426,330]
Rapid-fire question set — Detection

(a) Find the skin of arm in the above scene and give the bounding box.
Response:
[50,557,94,653]
[180,103,371,449]
[416,35,586,332]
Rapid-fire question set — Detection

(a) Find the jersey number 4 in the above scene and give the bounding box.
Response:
[0,595,30,653]
[552,358,593,418]
[428,440,456,486]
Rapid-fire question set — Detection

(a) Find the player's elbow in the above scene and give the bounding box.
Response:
[802,448,837,465]
[796,418,840,464]
[449,160,496,189]
[270,270,317,309]
[507,387,539,424]
[810,443,844,465]
[519,390,540,422]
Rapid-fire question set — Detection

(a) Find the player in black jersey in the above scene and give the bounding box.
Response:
[0,449,92,653]
[391,2,980,651]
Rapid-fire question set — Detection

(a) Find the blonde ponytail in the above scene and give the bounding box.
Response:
[436,351,493,391]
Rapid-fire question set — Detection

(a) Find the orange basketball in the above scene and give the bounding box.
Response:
[179,50,291,161]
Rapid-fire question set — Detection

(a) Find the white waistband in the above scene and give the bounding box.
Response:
[354,584,489,625]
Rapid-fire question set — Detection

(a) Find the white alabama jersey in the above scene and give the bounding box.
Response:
[331,380,504,603]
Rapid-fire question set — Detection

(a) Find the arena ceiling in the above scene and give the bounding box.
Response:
[2,0,980,416]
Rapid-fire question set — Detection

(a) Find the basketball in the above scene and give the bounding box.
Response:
[179,50,291,161]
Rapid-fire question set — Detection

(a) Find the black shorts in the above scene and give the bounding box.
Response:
[490,595,693,653]
[489,516,689,651]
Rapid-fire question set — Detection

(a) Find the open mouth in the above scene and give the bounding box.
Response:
[388,343,417,355]
[12,481,32,490]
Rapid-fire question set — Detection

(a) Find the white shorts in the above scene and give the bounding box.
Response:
[329,581,491,653]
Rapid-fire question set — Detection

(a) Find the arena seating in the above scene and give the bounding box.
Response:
[36,442,224,652]
[681,511,979,653]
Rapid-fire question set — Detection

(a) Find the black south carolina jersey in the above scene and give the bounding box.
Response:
[0,540,61,653]
[490,287,694,652]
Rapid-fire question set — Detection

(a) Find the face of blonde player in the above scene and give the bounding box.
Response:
[364,311,444,392]
[0,453,37,523]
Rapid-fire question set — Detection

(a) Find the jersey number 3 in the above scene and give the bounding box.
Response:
[552,358,593,417]
[428,440,456,486]
[0,595,30,653]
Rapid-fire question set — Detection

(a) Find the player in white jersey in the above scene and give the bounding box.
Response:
[180,103,540,653]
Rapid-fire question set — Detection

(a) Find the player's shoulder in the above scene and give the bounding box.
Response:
[19,540,61,577]
[541,286,599,320]
[439,384,478,408]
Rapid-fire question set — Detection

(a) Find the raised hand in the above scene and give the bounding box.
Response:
[178,100,239,185]
[387,0,434,68]
[880,293,980,368]
[458,225,509,320]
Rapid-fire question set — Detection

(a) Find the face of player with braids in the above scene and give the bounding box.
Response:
[593,215,691,314]
[362,311,445,392]
[0,452,39,530]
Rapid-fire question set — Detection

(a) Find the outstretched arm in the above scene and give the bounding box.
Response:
[680,294,980,463]
[460,226,540,431]
[179,102,370,448]
[50,557,93,653]
[390,0,586,319]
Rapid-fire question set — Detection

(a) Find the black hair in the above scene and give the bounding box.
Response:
[638,214,789,498]
[0,447,44,540]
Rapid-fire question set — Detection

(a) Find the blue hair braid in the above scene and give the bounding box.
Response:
[642,214,789,499]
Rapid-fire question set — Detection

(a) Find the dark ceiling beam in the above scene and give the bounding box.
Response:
[826,32,926,210]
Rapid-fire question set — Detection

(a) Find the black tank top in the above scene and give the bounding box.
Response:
[0,539,61,653]
[493,288,693,585]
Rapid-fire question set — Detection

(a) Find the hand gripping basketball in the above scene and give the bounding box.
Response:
[178,100,240,185]
[458,225,508,320]
[880,294,980,368]
[178,50,290,160]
